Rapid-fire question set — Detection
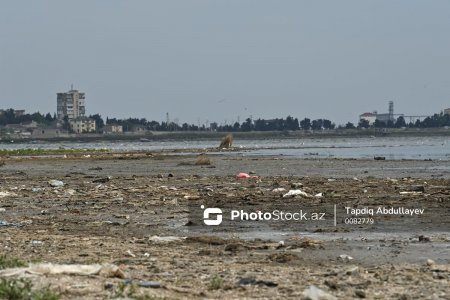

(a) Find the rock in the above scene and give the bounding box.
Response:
[426,259,435,266]
[418,235,430,242]
[302,285,337,300]
[355,290,366,298]
[346,266,359,275]
[409,185,425,192]
[291,182,303,188]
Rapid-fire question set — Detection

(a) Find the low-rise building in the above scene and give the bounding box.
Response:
[69,117,96,133]
[103,124,123,134]
[444,108,450,116]
[359,112,377,125]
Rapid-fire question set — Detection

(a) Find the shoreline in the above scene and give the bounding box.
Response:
[1,127,450,144]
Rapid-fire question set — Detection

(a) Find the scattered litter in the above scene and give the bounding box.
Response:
[302,285,337,300]
[315,193,324,198]
[409,185,425,192]
[93,177,111,183]
[0,208,5,212]
[148,235,186,243]
[183,195,200,200]
[30,240,43,245]
[138,281,161,288]
[0,263,125,278]
[374,156,386,160]
[48,180,64,187]
[32,187,44,192]
[126,250,136,257]
[0,220,21,227]
[237,277,278,287]
[426,259,435,266]
[291,182,303,188]
[272,188,286,193]
[338,254,354,262]
[399,191,422,195]
[327,178,336,182]
[283,189,310,198]
[237,172,251,179]
[143,253,150,257]
[64,189,76,196]
[0,191,18,198]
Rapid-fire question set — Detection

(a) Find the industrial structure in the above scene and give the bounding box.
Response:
[359,101,431,125]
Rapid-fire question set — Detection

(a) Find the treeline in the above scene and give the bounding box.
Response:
[105,116,336,132]
[0,109,56,126]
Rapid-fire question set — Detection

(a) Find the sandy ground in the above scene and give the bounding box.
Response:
[0,153,449,299]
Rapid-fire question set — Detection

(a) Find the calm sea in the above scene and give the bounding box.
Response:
[1,136,449,160]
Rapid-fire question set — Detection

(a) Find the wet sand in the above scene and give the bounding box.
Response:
[0,153,449,299]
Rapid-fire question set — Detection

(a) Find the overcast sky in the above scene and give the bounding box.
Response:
[1,1,449,125]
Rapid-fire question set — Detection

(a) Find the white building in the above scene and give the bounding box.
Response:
[103,124,123,134]
[359,112,377,125]
[69,117,96,133]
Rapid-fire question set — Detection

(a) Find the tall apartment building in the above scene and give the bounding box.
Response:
[57,88,86,121]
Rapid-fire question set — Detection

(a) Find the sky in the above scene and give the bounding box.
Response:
[1,0,449,126]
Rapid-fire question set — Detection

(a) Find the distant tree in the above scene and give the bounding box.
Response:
[345,122,355,129]
[241,118,253,131]
[322,119,334,129]
[311,119,323,130]
[373,119,385,128]
[395,116,406,128]
[300,118,311,130]
[89,114,105,129]
[358,119,370,129]
[62,115,70,131]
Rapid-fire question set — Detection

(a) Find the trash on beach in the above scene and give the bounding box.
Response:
[0,191,18,198]
[237,172,251,179]
[183,195,201,200]
[148,235,186,243]
[0,220,21,227]
[338,254,354,262]
[0,208,5,212]
[272,188,286,193]
[237,277,278,287]
[315,192,324,198]
[399,191,422,195]
[92,176,111,183]
[138,281,162,288]
[302,285,337,300]
[48,180,64,187]
[126,249,136,257]
[32,187,44,192]
[283,189,310,198]
[0,263,125,278]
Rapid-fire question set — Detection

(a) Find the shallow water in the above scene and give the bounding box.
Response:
[2,136,449,160]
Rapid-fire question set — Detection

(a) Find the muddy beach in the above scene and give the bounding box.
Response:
[0,153,449,299]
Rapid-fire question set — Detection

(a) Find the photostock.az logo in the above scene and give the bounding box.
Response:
[201,205,222,226]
